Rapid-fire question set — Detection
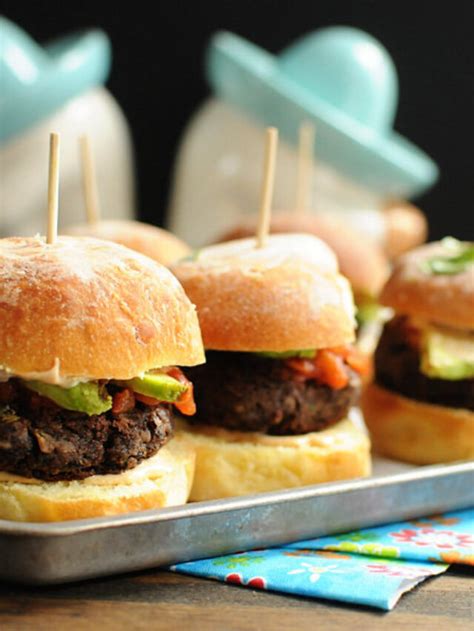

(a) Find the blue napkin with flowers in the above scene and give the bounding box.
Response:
[171,509,474,610]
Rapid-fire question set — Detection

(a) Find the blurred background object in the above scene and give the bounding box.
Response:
[1,2,473,240]
[65,133,191,266]
[0,17,135,236]
[382,199,429,259]
[67,219,191,266]
[169,27,436,248]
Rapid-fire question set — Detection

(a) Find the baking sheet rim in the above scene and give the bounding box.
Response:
[1,459,472,537]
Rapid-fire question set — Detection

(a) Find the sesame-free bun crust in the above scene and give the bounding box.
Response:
[215,213,390,298]
[171,235,356,351]
[380,241,474,330]
[67,220,191,266]
[0,236,204,382]
[361,383,474,464]
[383,200,428,259]
[176,414,371,501]
[0,440,195,522]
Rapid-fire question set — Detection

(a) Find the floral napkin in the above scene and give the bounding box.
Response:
[171,509,474,610]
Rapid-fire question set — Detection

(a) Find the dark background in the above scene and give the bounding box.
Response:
[4,1,473,240]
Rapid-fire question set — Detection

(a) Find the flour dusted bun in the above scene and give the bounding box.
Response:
[0,236,204,382]
[176,414,370,501]
[0,440,195,522]
[67,219,191,266]
[216,213,390,299]
[171,234,356,351]
[380,240,474,330]
[361,383,474,464]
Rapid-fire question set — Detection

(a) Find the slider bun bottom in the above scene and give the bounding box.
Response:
[176,414,371,501]
[362,383,474,464]
[0,440,195,523]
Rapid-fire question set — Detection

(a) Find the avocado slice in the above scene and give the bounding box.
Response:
[127,373,187,402]
[25,381,112,415]
[421,239,474,275]
[256,349,317,359]
[421,327,474,380]
[356,300,383,327]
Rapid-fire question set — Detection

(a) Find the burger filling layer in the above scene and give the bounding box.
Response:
[0,368,196,481]
[375,317,474,410]
[185,347,368,435]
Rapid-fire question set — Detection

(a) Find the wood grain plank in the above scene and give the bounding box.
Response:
[0,568,472,630]
[0,598,472,631]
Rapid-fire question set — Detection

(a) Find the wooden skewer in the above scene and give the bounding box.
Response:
[256,127,278,248]
[294,122,316,213]
[79,134,101,224]
[46,132,60,244]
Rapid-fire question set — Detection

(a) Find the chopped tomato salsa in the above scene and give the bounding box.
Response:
[112,388,136,414]
[173,380,196,415]
[112,367,197,416]
[286,346,370,390]
[166,367,196,415]
[134,392,163,407]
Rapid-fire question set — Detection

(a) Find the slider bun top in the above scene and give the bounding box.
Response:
[380,240,474,330]
[0,236,204,382]
[215,213,390,299]
[171,234,356,352]
[67,219,190,266]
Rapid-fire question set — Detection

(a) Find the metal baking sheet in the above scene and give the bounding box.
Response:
[0,458,473,585]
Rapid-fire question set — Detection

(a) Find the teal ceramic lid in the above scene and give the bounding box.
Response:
[206,27,438,197]
[0,17,111,144]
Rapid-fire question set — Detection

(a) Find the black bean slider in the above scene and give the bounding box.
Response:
[171,234,371,500]
[362,238,474,464]
[213,212,392,361]
[0,236,204,521]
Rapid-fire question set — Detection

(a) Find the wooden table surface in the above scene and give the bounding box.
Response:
[0,565,472,630]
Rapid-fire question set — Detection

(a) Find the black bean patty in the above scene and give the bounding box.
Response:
[375,317,474,410]
[185,351,360,435]
[0,380,173,481]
